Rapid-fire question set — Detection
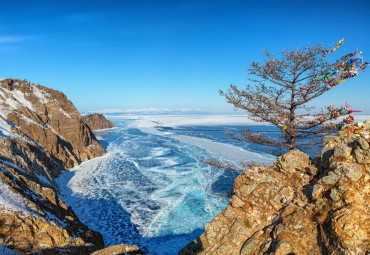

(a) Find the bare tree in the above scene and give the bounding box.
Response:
[220,42,367,154]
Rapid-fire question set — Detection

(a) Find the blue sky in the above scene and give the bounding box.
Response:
[0,0,369,113]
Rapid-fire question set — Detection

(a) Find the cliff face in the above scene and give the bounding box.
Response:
[0,79,105,253]
[0,79,105,170]
[82,113,115,131]
[180,122,370,255]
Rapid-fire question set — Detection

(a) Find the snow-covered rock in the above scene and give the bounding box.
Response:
[0,79,105,254]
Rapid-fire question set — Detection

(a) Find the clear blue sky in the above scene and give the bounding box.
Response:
[0,0,369,113]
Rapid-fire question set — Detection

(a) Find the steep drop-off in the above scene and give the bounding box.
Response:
[0,79,106,254]
[180,122,369,255]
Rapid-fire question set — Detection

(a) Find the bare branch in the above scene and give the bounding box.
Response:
[219,41,367,154]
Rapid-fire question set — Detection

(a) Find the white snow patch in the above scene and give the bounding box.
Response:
[121,115,268,128]
[56,105,71,118]
[125,115,275,165]
[0,116,39,145]
[0,177,30,215]
[35,173,52,186]
[2,88,35,111]
[46,124,64,139]
[32,85,49,104]
[172,135,274,165]
[92,126,117,132]
[32,86,71,118]
[0,104,11,119]
[354,114,370,122]
[0,118,14,137]
[20,114,46,128]
[84,108,203,115]
[0,159,28,175]
[3,94,20,110]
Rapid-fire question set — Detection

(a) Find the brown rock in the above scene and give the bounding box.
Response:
[0,79,107,254]
[91,244,145,255]
[357,137,369,151]
[0,79,105,170]
[275,149,310,173]
[332,143,352,161]
[82,113,115,131]
[181,120,370,255]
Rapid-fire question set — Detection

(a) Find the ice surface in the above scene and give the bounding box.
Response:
[171,134,274,165]
[120,114,269,127]
[128,115,275,165]
[57,114,370,254]
[354,114,370,122]
[84,108,203,115]
[57,118,246,254]
[55,116,279,254]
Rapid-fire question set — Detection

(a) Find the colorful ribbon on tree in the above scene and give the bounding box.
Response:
[275,115,289,129]
[321,49,367,89]
[339,115,355,131]
[319,102,360,132]
[299,40,369,99]
[330,38,344,53]
[323,102,361,120]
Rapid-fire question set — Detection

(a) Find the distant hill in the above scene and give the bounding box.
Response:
[82,113,115,131]
[83,107,206,116]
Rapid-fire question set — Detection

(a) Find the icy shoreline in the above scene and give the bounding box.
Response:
[126,115,276,166]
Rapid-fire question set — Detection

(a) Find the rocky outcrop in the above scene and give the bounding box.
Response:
[0,79,106,253]
[91,243,144,255]
[180,122,370,255]
[82,113,115,131]
[0,79,105,170]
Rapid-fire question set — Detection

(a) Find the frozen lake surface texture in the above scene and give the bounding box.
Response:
[56,115,278,254]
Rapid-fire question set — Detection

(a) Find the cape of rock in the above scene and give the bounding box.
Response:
[0,79,132,254]
[180,122,370,255]
[82,113,115,131]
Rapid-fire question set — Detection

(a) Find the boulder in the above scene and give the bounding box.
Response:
[91,244,145,255]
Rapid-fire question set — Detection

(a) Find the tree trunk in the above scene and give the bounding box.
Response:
[290,79,296,150]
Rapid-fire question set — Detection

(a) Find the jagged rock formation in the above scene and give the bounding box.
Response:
[0,79,107,254]
[180,122,370,255]
[81,113,115,131]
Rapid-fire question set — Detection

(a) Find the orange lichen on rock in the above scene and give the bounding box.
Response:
[180,121,370,255]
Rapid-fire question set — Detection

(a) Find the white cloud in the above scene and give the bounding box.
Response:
[0,35,31,44]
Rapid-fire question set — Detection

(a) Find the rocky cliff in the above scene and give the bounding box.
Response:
[0,79,107,254]
[81,113,115,131]
[180,121,370,255]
